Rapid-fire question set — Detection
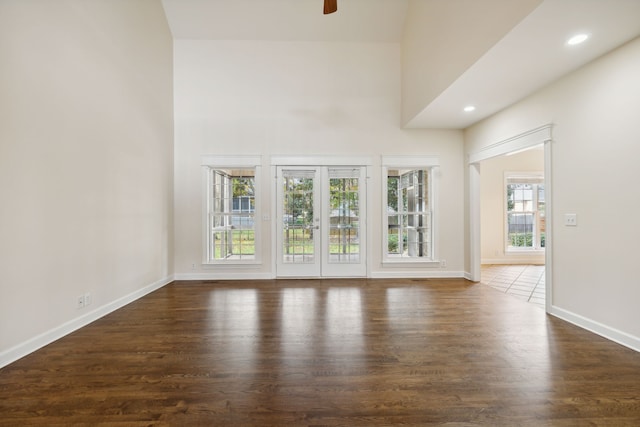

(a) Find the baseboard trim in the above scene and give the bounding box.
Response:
[174,272,274,281]
[549,305,640,353]
[481,258,545,265]
[370,270,465,279]
[0,275,174,369]
[177,272,468,281]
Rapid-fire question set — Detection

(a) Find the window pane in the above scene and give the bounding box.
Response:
[385,168,431,259]
[538,185,545,248]
[208,168,256,261]
[387,176,399,212]
[387,225,400,254]
[508,212,535,248]
[506,179,544,251]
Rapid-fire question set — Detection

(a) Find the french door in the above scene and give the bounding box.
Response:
[276,166,366,277]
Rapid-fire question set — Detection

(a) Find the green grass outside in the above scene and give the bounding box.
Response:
[213,230,255,259]
[213,228,362,258]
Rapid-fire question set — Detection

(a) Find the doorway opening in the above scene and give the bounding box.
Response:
[468,124,552,312]
[479,145,545,307]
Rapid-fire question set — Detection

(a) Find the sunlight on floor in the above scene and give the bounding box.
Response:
[481,264,545,309]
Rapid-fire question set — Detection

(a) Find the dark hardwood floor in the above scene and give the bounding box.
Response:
[1,278,640,426]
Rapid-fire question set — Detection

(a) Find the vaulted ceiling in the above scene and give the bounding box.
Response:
[161,0,640,129]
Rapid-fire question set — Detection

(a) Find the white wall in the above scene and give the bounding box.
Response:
[0,0,174,366]
[481,149,544,264]
[173,40,465,279]
[465,36,640,348]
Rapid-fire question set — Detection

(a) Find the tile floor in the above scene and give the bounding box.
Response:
[480,264,546,308]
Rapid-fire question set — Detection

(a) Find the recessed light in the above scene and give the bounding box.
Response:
[567,34,589,46]
[463,105,476,112]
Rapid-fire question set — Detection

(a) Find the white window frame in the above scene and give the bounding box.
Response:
[382,156,440,265]
[202,155,262,265]
[504,172,545,253]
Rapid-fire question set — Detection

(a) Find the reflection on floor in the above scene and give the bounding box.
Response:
[481,264,545,308]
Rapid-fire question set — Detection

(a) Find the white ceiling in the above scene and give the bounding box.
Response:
[161,0,640,129]
[161,0,408,42]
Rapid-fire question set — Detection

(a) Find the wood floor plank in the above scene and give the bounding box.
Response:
[1,278,640,426]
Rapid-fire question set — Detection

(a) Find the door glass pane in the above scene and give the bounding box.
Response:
[282,170,315,264]
[328,169,360,264]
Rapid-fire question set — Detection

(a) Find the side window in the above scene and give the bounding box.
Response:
[506,174,545,251]
[382,156,439,263]
[203,160,261,264]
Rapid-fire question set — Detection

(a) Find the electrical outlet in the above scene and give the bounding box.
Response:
[191,263,196,270]
[564,213,577,226]
[84,292,92,307]
[440,259,447,267]
[77,295,85,309]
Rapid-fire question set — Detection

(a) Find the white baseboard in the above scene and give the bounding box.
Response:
[370,270,465,279]
[0,275,174,369]
[464,271,476,281]
[549,305,640,353]
[178,272,467,280]
[174,272,274,281]
[481,258,545,265]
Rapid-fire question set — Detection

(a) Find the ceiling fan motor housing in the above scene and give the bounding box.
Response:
[324,0,337,14]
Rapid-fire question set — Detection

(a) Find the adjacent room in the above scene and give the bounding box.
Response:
[1,0,640,424]
[479,145,546,307]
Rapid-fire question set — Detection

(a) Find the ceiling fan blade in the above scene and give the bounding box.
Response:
[324,0,337,14]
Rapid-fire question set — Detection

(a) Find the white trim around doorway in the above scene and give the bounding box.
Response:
[467,124,553,313]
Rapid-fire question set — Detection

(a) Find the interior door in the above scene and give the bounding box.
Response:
[276,166,366,278]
